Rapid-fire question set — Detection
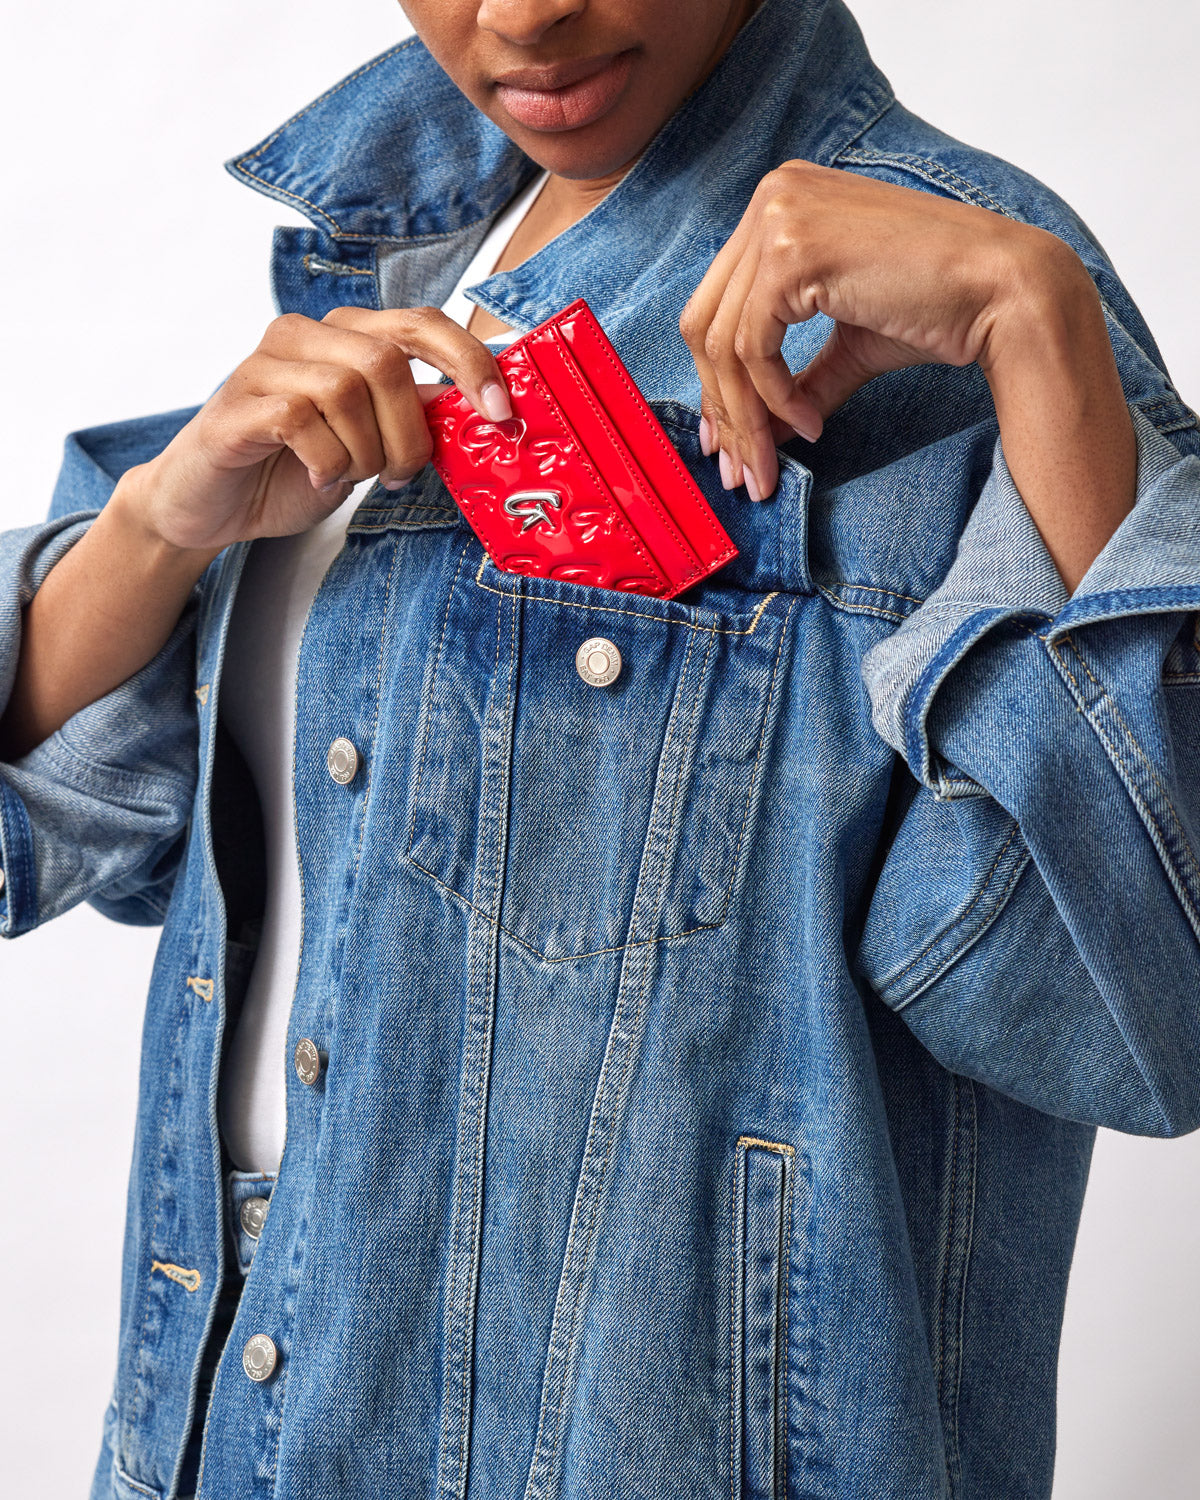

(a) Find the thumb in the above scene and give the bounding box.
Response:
[788,323,884,438]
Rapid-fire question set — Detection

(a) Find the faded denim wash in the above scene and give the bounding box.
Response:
[2,1,1200,1496]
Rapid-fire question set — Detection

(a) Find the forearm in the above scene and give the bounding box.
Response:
[0,465,224,761]
[980,238,1138,596]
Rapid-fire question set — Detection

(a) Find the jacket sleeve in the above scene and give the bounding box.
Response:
[0,405,206,936]
[854,394,1200,1137]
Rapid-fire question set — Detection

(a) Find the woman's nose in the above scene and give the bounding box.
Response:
[476,0,587,47]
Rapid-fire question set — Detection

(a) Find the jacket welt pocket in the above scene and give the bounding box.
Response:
[731,1135,795,1500]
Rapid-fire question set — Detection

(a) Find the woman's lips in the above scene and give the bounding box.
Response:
[494,51,635,133]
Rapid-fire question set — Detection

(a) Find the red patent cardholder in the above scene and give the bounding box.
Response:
[425,297,737,599]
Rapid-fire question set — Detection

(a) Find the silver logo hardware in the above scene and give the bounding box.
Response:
[575,637,622,687]
[242,1333,279,1383]
[503,489,563,534]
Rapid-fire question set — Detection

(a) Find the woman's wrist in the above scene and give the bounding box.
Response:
[103,462,227,576]
[976,233,1138,595]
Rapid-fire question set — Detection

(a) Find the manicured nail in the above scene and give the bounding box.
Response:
[718,449,734,490]
[480,381,512,422]
[698,416,714,456]
[381,478,405,491]
[744,468,763,503]
[794,415,822,443]
[318,478,344,495]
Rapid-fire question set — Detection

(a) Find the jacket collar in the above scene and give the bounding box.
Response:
[225,0,893,250]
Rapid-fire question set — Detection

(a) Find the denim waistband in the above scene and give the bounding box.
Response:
[223,1167,278,1277]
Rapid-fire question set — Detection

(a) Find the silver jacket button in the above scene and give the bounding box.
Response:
[294,1037,324,1086]
[240,1197,269,1240]
[575,636,622,687]
[327,736,360,784]
[242,1333,278,1383]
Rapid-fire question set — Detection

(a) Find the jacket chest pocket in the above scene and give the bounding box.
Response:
[405,547,794,961]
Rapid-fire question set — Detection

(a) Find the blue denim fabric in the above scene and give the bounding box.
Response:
[3,1,1199,1496]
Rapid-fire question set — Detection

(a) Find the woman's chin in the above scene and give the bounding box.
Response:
[499,110,659,183]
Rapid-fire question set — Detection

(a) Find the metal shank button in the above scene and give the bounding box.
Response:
[327,737,360,785]
[240,1197,269,1240]
[575,637,622,688]
[294,1037,323,1086]
[242,1334,278,1383]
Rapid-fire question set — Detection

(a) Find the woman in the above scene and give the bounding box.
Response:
[1,0,1198,1496]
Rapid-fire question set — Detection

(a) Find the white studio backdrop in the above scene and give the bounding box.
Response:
[1,2,1196,1494]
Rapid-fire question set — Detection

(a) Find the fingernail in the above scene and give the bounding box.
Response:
[744,468,763,503]
[480,381,512,422]
[381,478,405,492]
[318,477,344,495]
[698,416,714,456]
[718,449,736,490]
[794,415,822,443]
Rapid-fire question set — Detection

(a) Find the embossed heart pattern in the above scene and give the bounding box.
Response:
[426,298,738,598]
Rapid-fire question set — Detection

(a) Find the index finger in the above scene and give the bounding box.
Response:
[322,306,513,423]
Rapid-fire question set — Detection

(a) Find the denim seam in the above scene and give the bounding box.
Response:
[352,534,401,883]
[406,543,473,861]
[114,1461,162,1500]
[468,585,518,1480]
[881,820,1022,995]
[440,581,516,1500]
[351,503,457,514]
[0,779,36,935]
[347,515,459,534]
[528,626,702,1494]
[126,1003,187,1435]
[35,731,195,803]
[110,889,172,923]
[408,596,793,961]
[896,844,1030,1008]
[473,553,781,634]
[1055,634,1200,865]
[817,585,905,624]
[822,581,925,607]
[836,148,1014,217]
[952,1083,978,1499]
[229,38,420,238]
[1047,635,1200,937]
[729,1145,741,1500]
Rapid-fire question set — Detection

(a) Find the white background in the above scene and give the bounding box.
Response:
[1,2,1197,1494]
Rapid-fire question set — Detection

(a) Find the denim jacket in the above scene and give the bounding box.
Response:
[4,1,1200,1496]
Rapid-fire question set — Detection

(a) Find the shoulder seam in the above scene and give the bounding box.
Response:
[835,146,1016,219]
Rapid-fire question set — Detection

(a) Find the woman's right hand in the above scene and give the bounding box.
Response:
[133,306,514,552]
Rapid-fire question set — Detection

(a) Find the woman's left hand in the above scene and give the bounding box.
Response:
[679,158,1091,502]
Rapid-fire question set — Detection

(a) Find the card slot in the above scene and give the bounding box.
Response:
[503,347,673,591]
[523,327,704,588]
[545,305,737,572]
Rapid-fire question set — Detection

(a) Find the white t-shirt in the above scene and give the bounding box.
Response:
[217,168,551,1173]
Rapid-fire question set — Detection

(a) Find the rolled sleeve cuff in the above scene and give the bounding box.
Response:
[0,777,36,936]
[862,403,1200,793]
